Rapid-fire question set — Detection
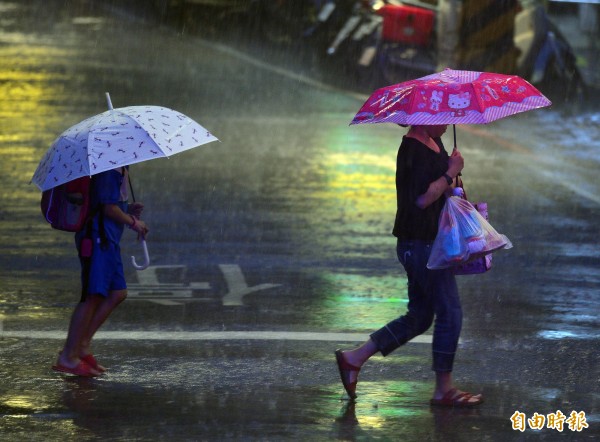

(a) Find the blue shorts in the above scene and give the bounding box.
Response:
[80,239,127,297]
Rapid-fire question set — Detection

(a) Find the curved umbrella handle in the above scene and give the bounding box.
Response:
[131,238,150,270]
[106,92,114,110]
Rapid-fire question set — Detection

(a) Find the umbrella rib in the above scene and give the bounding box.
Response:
[406,85,418,125]
[471,81,489,123]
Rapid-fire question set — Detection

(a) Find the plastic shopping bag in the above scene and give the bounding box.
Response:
[427,196,512,270]
[453,202,492,275]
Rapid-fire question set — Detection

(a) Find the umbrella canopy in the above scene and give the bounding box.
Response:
[350,68,552,127]
[32,96,218,191]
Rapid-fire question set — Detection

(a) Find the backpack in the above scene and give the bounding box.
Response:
[41,176,92,232]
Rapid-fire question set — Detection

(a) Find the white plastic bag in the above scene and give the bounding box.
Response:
[427,196,512,270]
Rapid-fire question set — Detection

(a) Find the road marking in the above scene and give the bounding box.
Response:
[0,329,433,344]
[219,264,281,306]
[127,264,281,306]
[128,265,211,305]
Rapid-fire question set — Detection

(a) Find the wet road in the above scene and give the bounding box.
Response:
[0,1,598,440]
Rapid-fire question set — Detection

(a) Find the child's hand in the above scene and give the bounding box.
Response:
[129,217,149,239]
[128,202,144,218]
[135,220,149,240]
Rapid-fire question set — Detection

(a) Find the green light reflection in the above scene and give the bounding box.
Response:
[308,266,409,332]
[329,380,433,431]
[304,118,410,331]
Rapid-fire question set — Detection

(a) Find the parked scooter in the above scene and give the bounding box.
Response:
[516,5,585,106]
[303,1,339,39]
[325,1,382,56]
[326,1,584,97]
[323,1,437,85]
[374,1,438,84]
[250,0,585,103]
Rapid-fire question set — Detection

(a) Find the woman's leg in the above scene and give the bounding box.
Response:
[339,338,378,369]
[429,267,462,374]
[336,241,434,391]
[368,241,435,356]
[427,268,482,404]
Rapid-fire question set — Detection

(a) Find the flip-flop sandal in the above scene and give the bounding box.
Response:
[52,360,100,377]
[335,349,360,399]
[58,351,107,373]
[430,388,484,407]
[81,354,107,372]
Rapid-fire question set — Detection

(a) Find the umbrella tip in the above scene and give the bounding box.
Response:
[105,92,113,110]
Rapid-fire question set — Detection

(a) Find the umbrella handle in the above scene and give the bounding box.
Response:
[106,92,113,110]
[131,238,150,270]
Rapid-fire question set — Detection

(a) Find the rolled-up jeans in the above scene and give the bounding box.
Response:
[370,240,462,372]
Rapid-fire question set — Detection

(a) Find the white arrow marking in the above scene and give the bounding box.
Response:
[220,264,281,306]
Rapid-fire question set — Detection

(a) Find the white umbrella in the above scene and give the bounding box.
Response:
[32,93,219,270]
[32,93,218,191]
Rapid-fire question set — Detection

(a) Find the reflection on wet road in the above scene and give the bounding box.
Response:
[0,0,598,440]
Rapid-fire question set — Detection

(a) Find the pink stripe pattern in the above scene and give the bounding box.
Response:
[350,69,552,127]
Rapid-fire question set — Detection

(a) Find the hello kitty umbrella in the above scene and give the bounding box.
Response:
[350,68,552,147]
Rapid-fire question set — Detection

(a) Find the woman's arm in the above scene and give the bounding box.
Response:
[415,150,464,209]
[415,176,453,209]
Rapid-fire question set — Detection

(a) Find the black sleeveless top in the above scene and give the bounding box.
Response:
[392,136,450,241]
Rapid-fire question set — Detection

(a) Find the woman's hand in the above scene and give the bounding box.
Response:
[415,149,465,210]
[447,149,464,178]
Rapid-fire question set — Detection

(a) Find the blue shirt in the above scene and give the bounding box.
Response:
[78,168,128,245]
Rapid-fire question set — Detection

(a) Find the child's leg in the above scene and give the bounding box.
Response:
[79,289,127,355]
[57,295,104,367]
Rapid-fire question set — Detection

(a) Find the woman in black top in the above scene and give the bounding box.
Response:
[335,124,483,407]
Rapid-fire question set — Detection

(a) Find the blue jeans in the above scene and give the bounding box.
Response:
[370,240,462,372]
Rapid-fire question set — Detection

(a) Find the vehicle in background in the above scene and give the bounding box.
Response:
[122,0,587,104]
[374,1,438,84]
[515,4,585,106]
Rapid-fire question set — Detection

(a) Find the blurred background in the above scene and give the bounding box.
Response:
[105,0,599,106]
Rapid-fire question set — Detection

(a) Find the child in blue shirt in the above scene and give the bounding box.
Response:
[53,167,148,376]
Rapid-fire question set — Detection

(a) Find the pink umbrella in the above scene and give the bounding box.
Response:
[350,68,552,147]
